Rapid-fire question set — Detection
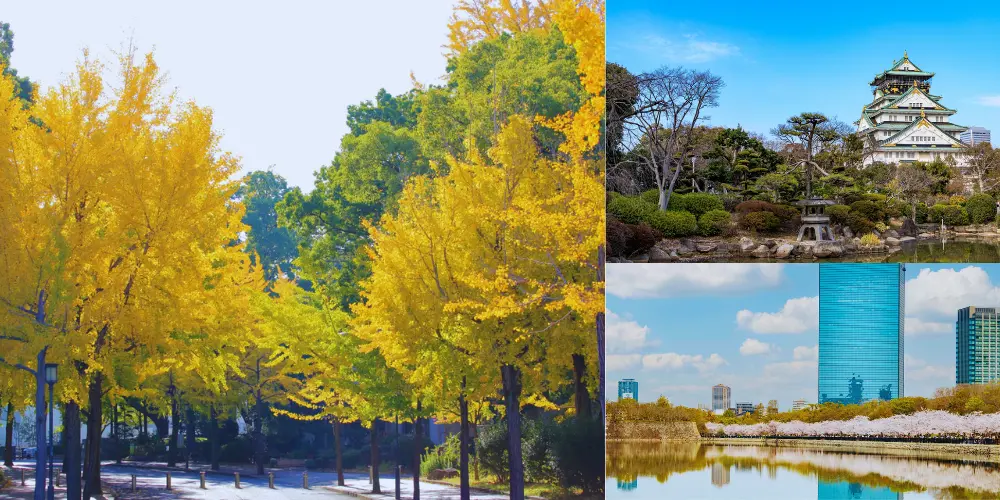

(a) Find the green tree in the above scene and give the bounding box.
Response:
[0,22,33,103]
[237,171,299,281]
[772,112,847,198]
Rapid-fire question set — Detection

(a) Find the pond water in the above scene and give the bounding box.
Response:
[606,441,1000,499]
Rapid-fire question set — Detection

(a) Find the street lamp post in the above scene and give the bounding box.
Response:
[45,363,57,500]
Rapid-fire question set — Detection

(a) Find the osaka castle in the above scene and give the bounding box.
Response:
[856,52,968,166]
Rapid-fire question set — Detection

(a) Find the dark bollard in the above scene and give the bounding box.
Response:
[268,472,275,489]
[131,474,137,492]
[303,471,309,489]
[235,472,241,489]
[395,465,401,500]
[200,471,206,489]
[166,472,172,490]
[56,473,61,487]
[368,465,372,484]
[21,468,25,486]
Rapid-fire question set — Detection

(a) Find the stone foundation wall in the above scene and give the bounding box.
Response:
[608,421,700,441]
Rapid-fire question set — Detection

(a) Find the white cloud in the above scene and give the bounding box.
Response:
[639,33,740,63]
[905,317,953,336]
[606,310,650,353]
[906,267,1000,319]
[641,352,727,372]
[607,354,642,371]
[736,296,819,334]
[739,338,773,356]
[976,95,1000,107]
[793,345,819,361]
[607,263,784,298]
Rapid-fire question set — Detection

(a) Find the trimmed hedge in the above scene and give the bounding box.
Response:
[929,204,970,226]
[608,218,661,257]
[966,193,995,224]
[698,210,732,236]
[670,193,724,216]
[608,196,657,225]
[640,189,660,205]
[846,213,876,235]
[740,211,780,233]
[827,204,851,225]
[649,210,698,237]
[849,200,886,223]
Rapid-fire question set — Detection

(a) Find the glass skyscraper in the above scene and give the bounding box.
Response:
[819,263,904,405]
[618,378,638,401]
[956,306,1000,384]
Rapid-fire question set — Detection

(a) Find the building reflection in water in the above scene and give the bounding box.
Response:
[817,480,902,499]
[616,478,638,491]
[711,462,730,487]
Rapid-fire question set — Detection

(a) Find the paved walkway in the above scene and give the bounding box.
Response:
[1,461,507,499]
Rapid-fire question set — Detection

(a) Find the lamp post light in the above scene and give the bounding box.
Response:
[45,363,57,500]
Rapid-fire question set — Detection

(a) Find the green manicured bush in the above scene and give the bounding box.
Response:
[476,423,510,484]
[698,210,732,236]
[551,417,604,494]
[846,213,876,235]
[929,204,970,226]
[916,202,929,223]
[648,210,697,237]
[671,192,723,216]
[966,193,995,224]
[849,200,886,223]
[607,196,656,225]
[640,189,660,205]
[606,191,623,204]
[827,204,851,225]
[740,211,780,233]
[887,199,909,219]
[522,420,556,483]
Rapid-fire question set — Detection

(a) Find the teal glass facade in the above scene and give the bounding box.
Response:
[819,264,904,405]
[957,306,1000,384]
[618,378,638,400]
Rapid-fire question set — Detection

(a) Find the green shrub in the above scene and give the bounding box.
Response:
[421,433,460,476]
[771,204,800,222]
[639,189,660,205]
[523,420,556,483]
[950,195,967,205]
[887,199,909,219]
[863,193,888,204]
[476,423,510,484]
[551,418,604,494]
[966,193,995,224]
[827,204,851,225]
[219,437,253,464]
[740,211,780,233]
[846,213,876,235]
[929,204,970,226]
[606,191,623,205]
[849,200,886,223]
[672,193,724,216]
[648,210,697,237]
[698,210,732,236]
[916,202,929,223]
[607,196,657,225]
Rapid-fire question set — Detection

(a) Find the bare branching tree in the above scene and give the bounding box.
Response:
[964,143,1000,193]
[771,113,849,198]
[617,67,724,208]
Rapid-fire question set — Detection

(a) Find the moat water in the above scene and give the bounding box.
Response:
[606,441,1000,499]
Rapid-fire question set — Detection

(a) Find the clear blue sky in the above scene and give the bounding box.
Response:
[3,0,455,191]
[608,0,1000,139]
[607,263,1000,411]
